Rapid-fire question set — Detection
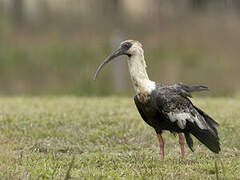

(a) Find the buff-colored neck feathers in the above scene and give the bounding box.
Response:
[126,42,156,97]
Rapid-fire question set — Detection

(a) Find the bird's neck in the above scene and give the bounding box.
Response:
[127,52,156,95]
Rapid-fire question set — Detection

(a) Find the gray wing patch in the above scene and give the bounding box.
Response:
[167,108,208,130]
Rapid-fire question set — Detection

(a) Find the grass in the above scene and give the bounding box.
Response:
[0,96,239,179]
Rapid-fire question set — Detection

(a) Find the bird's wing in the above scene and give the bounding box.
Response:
[155,87,215,134]
[172,83,208,98]
[155,87,220,153]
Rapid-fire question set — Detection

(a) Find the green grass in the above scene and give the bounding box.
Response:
[0,96,239,179]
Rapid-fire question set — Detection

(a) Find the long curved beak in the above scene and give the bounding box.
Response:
[93,47,126,81]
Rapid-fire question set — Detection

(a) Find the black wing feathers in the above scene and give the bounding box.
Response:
[176,83,209,92]
[174,83,209,98]
[156,83,220,153]
[193,105,219,136]
[185,121,220,153]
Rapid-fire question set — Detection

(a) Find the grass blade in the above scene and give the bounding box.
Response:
[64,156,75,180]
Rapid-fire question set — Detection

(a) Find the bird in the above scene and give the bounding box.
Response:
[94,40,220,159]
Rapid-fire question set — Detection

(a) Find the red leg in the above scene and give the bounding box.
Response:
[178,133,184,159]
[157,133,164,160]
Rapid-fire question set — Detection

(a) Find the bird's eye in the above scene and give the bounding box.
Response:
[122,42,132,49]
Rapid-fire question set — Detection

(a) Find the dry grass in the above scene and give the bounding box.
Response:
[0,96,239,179]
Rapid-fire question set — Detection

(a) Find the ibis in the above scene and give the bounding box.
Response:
[94,40,220,159]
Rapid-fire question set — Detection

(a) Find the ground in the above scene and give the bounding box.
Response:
[0,96,239,179]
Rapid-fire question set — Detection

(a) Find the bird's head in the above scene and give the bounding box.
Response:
[94,40,143,80]
[120,40,143,56]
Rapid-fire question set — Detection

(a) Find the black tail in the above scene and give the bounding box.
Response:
[184,133,194,152]
[186,122,220,153]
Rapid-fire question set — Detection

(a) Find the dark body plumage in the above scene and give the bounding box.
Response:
[134,83,220,153]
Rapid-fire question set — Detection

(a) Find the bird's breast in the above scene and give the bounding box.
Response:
[137,91,150,103]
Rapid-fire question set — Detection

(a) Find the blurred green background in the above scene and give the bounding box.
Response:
[0,0,240,96]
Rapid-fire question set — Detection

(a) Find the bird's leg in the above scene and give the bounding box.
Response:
[157,133,164,160]
[178,133,184,159]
